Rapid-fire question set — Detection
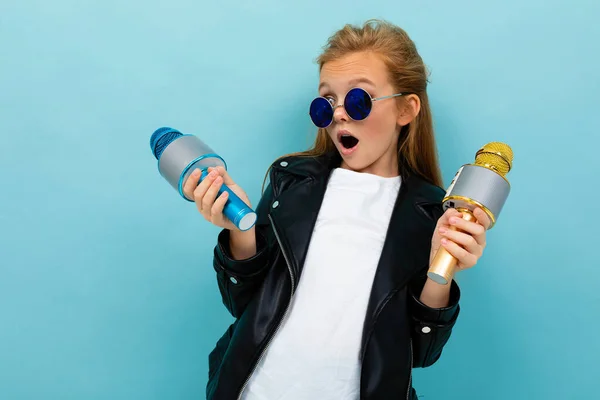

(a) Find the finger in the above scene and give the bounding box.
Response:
[437,208,462,227]
[193,169,220,211]
[449,214,486,242]
[439,227,481,256]
[211,190,229,222]
[183,168,202,200]
[201,175,224,215]
[441,238,477,269]
[473,207,492,230]
[212,166,236,186]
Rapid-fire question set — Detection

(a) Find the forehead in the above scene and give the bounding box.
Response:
[319,51,390,91]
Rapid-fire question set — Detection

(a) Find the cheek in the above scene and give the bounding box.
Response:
[362,106,398,139]
[325,127,335,141]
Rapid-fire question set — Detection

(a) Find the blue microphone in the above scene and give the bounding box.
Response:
[150,127,257,231]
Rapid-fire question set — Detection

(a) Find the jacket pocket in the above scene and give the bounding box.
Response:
[414,198,444,224]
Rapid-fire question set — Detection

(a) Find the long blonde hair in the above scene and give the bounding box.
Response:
[264,19,443,191]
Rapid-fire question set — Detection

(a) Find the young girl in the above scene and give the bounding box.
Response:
[184,19,490,400]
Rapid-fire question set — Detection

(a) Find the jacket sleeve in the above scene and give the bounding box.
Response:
[407,271,461,368]
[212,181,275,319]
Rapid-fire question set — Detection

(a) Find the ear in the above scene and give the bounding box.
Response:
[396,94,421,126]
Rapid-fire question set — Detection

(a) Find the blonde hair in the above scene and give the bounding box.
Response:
[264,19,443,191]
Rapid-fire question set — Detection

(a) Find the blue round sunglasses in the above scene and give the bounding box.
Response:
[309,87,408,128]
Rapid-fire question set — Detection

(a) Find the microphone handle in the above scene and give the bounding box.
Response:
[427,209,477,285]
[199,169,257,231]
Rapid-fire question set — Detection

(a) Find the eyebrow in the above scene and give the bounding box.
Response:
[319,77,376,91]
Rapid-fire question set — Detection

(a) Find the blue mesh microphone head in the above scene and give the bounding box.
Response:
[150,127,183,159]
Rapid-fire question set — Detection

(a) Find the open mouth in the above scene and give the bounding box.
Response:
[338,132,359,150]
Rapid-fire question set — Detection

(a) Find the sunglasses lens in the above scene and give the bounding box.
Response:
[309,97,333,128]
[345,88,372,120]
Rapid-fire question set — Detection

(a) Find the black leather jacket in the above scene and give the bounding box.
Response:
[206,152,461,400]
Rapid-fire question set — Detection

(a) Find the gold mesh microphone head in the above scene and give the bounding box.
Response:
[474,142,513,177]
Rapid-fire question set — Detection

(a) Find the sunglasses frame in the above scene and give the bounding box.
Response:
[309,87,409,128]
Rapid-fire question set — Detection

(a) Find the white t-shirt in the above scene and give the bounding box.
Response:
[241,167,401,399]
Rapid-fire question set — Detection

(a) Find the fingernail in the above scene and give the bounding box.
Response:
[439,227,447,234]
[449,217,457,224]
[210,170,218,177]
[441,238,448,245]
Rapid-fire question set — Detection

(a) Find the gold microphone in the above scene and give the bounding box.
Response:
[427,142,514,285]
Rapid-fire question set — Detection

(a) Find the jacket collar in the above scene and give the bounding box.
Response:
[269,148,420,182]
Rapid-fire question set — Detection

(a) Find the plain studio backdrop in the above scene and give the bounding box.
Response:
[1,1,598,399]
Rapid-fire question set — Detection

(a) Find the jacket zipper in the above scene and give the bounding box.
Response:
[406,338,413,400]
[236,214,296,399]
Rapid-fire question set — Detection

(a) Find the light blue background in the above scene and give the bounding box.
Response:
[1,1,598,399]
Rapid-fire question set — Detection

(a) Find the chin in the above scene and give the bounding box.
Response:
[339,154,370,172]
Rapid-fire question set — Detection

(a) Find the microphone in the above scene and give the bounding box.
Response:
[427,142,514,285]
[150,127,257,231]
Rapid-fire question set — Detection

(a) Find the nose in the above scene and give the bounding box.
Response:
[332,104,348,124]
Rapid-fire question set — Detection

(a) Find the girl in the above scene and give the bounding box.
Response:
[184,19,490,400]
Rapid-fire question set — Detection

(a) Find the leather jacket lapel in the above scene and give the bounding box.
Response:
[268,171,331,283]
[358,175,432,357]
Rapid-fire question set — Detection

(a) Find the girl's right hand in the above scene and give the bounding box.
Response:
[182,166,252,231]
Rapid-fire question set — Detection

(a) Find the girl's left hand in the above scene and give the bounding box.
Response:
[429,207,492,271]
